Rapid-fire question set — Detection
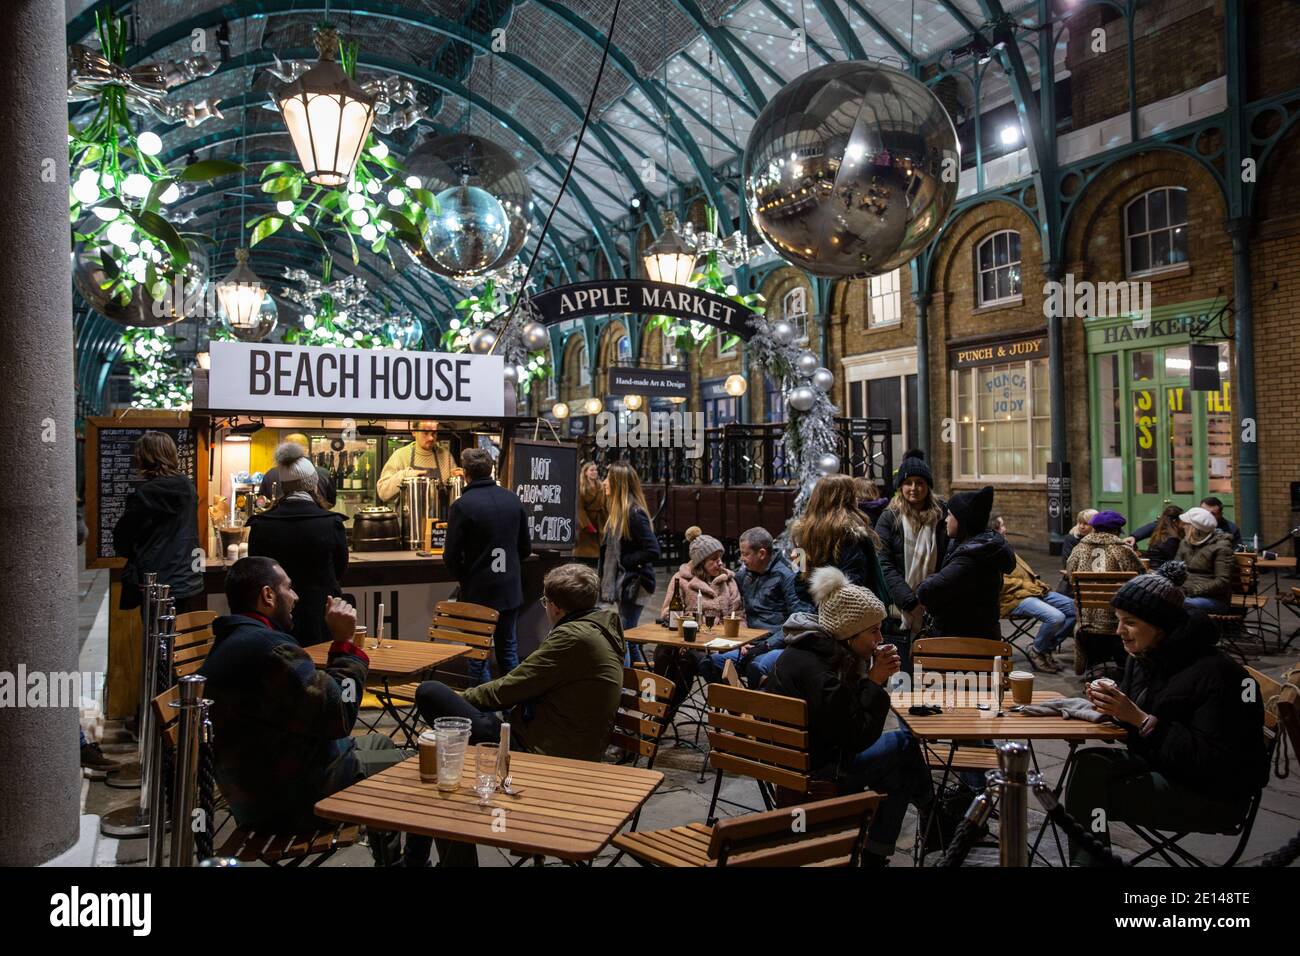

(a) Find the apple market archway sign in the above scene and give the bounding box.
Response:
[529,279,758,340]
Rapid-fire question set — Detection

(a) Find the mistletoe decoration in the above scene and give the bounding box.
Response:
[121,327,192,409]
[69,11,243,307]
[442,281,550,393]
[278,258,403,349]
[246,40,436,268]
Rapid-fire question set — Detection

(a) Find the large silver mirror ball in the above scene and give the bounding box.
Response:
[742,61,960,278]
[405,133,531,278]
[74,238,210,328]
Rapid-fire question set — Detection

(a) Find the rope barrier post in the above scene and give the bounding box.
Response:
[146,597,176,867]
[996,741,1031,867]
[169,674,209,867]
[133,573,159,761]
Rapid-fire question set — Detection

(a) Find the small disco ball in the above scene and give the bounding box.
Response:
[406,133,531,277]
[422,183,510,277]
[742,61,959,278]
[226,294,279,343]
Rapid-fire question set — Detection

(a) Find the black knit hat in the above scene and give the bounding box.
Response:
[948,485,994,536]
[1111,561,1189,632]
[895,448,934,488]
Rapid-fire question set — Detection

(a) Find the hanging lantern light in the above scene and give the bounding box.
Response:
[550,401,570,420]
[217,248,268,332]
[724,374,748,397]
[623,394,643,411]
[584,397,604,416]
[275,26,377,187]
[641,211,697,286]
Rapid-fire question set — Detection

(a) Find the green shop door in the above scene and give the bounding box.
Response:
[1090,342,1233,528]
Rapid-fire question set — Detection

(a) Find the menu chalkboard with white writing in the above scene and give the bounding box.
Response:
[85,414,200,567]
[509,440,577,551]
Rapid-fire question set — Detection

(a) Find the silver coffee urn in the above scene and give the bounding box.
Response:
[399,475,435,550]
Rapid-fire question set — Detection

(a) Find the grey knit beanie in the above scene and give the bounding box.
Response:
[1111,560,1188,632]
[685,525,724,570]
[274,441,317,493]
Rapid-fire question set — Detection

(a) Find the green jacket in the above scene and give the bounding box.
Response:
[1175,531,1235,601]
[461,606,626,761]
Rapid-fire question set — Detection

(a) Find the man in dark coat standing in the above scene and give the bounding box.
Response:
[442,447,532,682]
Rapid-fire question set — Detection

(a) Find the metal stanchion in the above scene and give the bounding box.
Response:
[146,598,176,867]
[168,674,210,867]
[995,742,1032,867]
[105,573,159,791]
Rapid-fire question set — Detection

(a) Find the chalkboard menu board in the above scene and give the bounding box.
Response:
[510,439,577,551]
[87,415,199,566]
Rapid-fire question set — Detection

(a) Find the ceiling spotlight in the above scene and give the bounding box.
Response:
[1000,124,1021,146]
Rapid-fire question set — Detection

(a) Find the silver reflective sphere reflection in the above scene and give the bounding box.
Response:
[406,133,531,278]
[743,61,959,278]
[788,386,816,412]
[228,294,278,343]
[422,184,509,277]
[73,240,209,328]
[817,453,841,475]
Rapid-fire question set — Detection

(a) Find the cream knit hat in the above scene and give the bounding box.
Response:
[808,566,886,639]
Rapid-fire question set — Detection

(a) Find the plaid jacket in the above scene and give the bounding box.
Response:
[198,614,369,832]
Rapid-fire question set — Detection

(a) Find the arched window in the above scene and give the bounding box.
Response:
[783,286,809,342]
[617,334,631,364]
[1125,187,1188,277]
[975,230,1021,306]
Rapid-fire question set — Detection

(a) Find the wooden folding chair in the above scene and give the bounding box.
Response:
[703,683,817,826]
[1069,571,1138,678]
[151,683,359,867]
[1002,612,1039,667]
[171,610,217,679]
[1208,552,1267,662]
[373,600,498,747]
[911,637,1014,777]
[1126,666,1281,867]
[612,791,882,867]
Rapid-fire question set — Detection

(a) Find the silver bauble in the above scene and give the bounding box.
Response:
[788,386,816,412]
[812,366,834,393]
[421,183,509,277]
[390,315,423,349]
[742,61,959,278]
[73,240,209,328]
[406,133,531,277]
[468,328,497,354]
[502,364,519,384]
[228,294,279,343]
[522,321,549,352]
[771,320,797,346]
[816,453,841,475]
[795,350,819,375]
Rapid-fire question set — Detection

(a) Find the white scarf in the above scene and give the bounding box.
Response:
[900,515,937,633]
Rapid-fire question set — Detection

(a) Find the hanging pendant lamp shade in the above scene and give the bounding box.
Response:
[275,26,377,187]
[217,248,268,331]
[641,211,697,287]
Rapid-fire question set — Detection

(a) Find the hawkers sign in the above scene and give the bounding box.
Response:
[530,280,756,340]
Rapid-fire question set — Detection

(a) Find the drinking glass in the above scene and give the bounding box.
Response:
[475,743,499,804]
[703,613,717,633]
[432,716,472,792]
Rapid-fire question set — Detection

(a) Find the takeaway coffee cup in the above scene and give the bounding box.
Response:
[417,730,438,783]
[723,614,740,639]
[681,619,699,643]
[1091,677,1117,692]
[1009,670,1034,705]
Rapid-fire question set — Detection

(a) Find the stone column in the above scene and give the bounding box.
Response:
[0,1,80,865]
[913,291,931,458]
[1044,261,1068,553]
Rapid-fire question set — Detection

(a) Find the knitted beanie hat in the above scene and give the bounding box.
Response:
[1090,510,1127,533]
[1179,506,1218,535]
[948,485,994,536]
[894,448,934,488]
[274,441,317,491]
[809,566,886,639]
[1111,560,1188,632]
[685,525,724,570]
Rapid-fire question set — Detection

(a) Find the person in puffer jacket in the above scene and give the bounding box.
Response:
[660,526,743,622]
[1064,561,1267,865]
[767,567,936,866]
[914,485,1015,640]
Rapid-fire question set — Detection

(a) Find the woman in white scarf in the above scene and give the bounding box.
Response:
[874,450,948,636]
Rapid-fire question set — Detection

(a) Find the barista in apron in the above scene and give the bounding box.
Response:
[376,420,460,503]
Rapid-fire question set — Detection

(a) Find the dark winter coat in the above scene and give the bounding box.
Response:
[734,551,811,633]
[914,531,1016,640]
[793,529,891,610]
[874,501,949,613]
[767,612,892,779]
[1119,611,1267,801]
[443,478,532,610]
[247,497,349,647]
[113,473,203,610]
[1176,531,1235,602]
[599,506,661,604]
[198,614,369,832]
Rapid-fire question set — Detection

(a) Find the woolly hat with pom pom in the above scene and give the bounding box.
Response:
[684,525,725,570]
[894,448,934,488]
[1111,560,1188,632]
[274,441,317,492]
[809,566,886,640]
